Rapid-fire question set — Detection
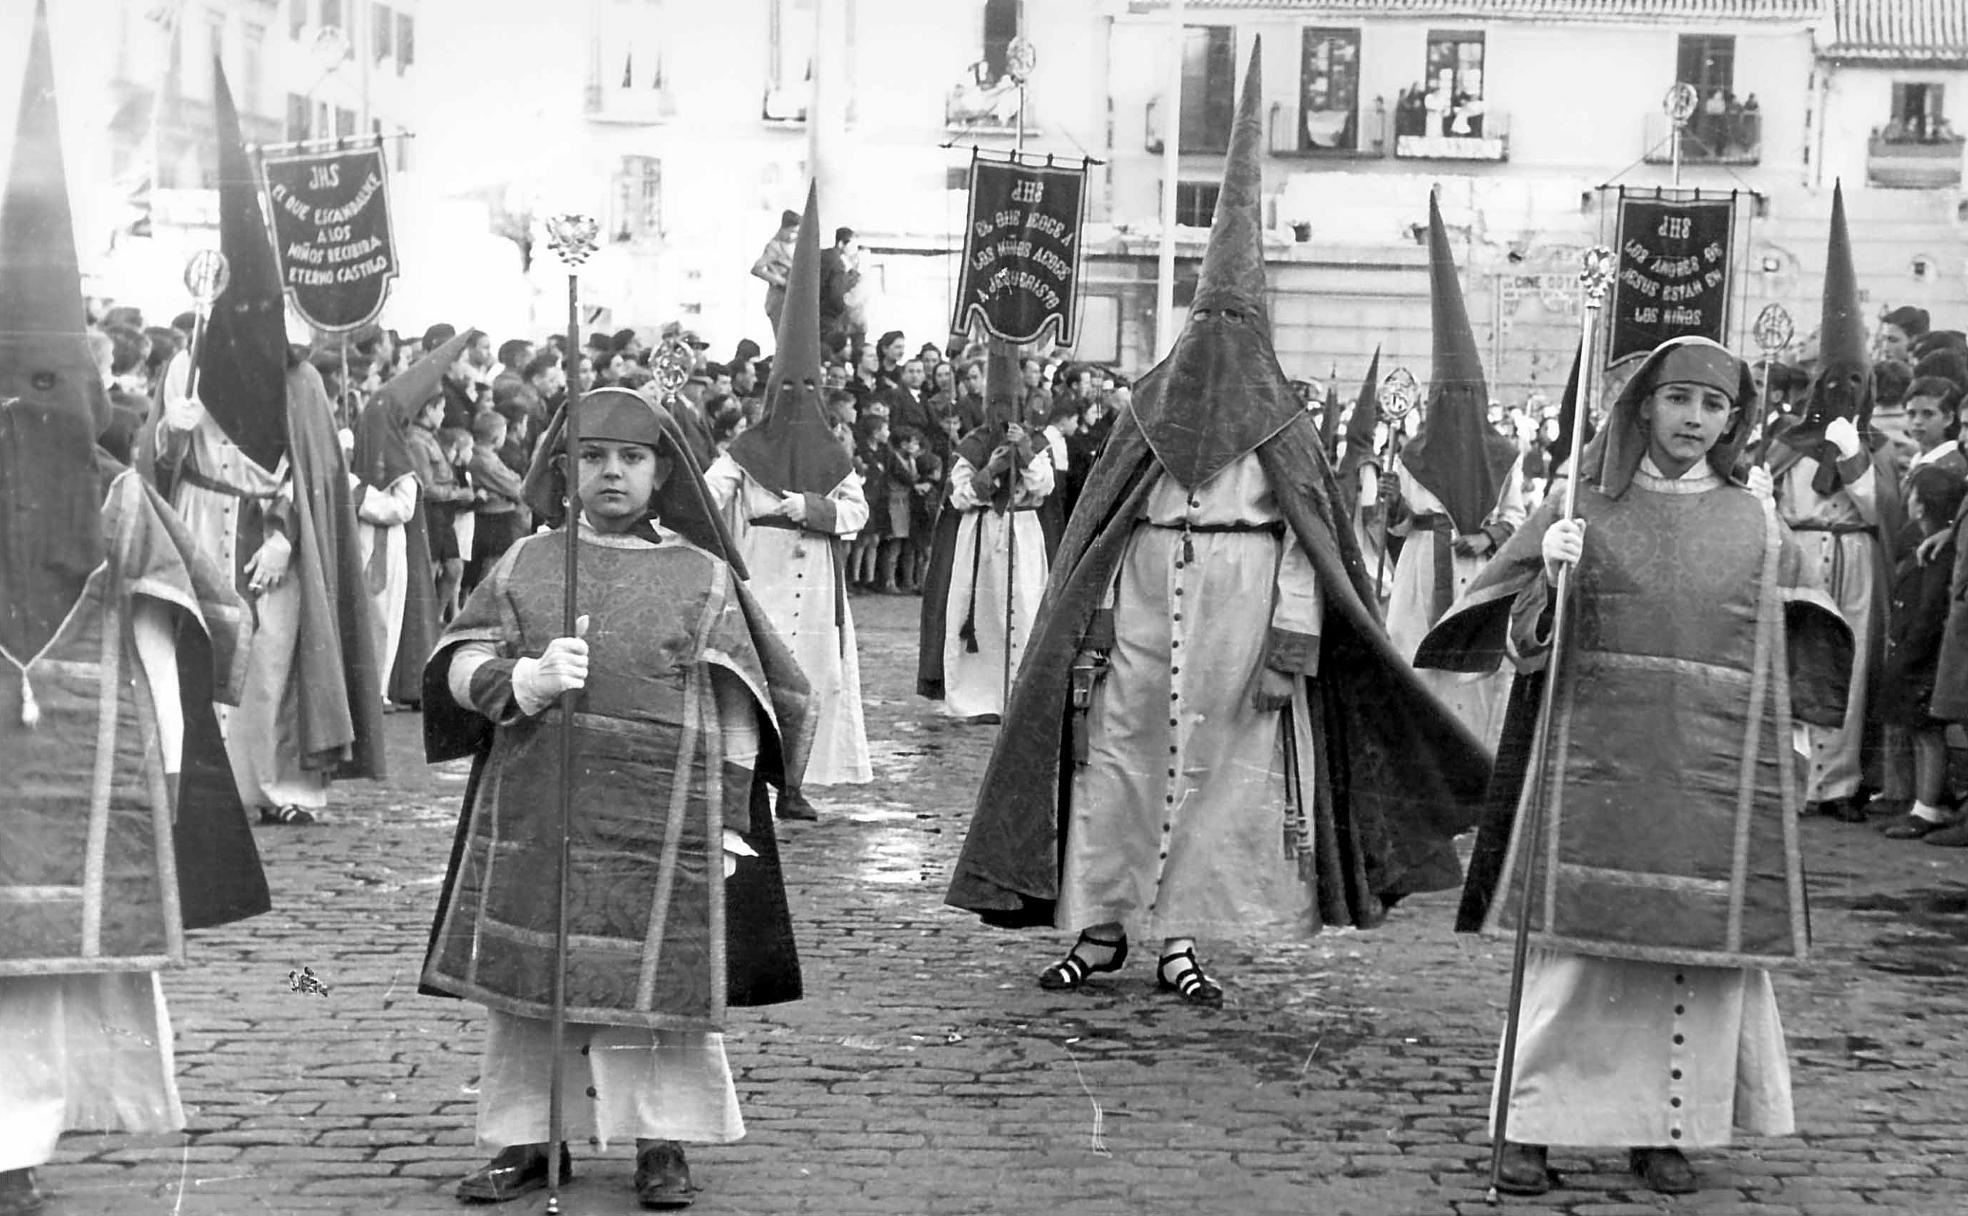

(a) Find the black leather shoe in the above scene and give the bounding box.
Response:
[0,1169,44,1216]
[455,1143,572,1203]
[634,1140,693,1209]
[776,787,819,821]
[1629,1146,1698,1194]
[1491,1141,1552,1195]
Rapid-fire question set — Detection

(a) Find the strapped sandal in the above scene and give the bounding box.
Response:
[259,805,317,826]
[1037,931,1128,991]
[1156,947,1224,1007]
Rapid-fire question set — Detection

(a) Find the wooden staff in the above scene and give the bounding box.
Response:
[1485,245,1616,1205]
[541,212,599,1216]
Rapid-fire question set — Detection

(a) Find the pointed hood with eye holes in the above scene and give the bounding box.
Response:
[1127,38,1302,490]
[0,0,108,659]
[726,181,853,497]
[1398,190,1520,534]
[1580,335,1756,500]
[199,58,290,473]
[1790,181,1879,497]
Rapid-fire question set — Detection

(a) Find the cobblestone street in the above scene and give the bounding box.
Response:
[38,595,1968,1216]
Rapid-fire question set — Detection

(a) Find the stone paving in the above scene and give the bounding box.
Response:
[35,594,1968,1215]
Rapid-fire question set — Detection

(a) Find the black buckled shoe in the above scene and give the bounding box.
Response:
[1629,1146,1698,1194]
[455,1143,572,1204]
[0,1169,44,1216]
[634,1140,693,1209]
[1490,1141,1553,1196]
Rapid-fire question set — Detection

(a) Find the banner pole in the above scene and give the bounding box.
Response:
[1154,0,1185,359]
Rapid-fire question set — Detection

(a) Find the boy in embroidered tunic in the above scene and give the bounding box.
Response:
[421,389,812,1208]
[1418,337,1854,1196]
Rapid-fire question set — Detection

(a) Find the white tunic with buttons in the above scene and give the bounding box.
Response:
[1056,453,1323,940]
[1496,950,1793,1147]
[703,453,872,785]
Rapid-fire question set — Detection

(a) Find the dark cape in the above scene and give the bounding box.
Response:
[284,361,388,778]
[106,457,271,932]
[943,410,1492,929]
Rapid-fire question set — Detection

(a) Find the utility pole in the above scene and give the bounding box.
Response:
[809,0,851,231]
[1154,0,1186,358]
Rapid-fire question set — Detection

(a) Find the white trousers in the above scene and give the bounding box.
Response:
[0,973,185,1171]
[475,1011,743,1151]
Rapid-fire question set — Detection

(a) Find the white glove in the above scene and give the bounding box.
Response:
[1825,416,1861,460]
[338,427,355,457]
[1358,466,1379,508]
[1541,519,1584,586]
[1745,465,1773,501]
[243,530,292,596]
[511,615,590,713]
[776,493,808,524]
[162,392,204,433]
[722,829,758,877]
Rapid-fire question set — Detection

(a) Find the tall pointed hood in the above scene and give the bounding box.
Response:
[0,0,106,659]
[1337,346,1382,487]
[1129,38,1302,489]
[727,180,852,496]
[1398,191,1518,534]
[1318,371,1342,461]
[1546,340,1594,473]
[1796,180,1873,443]
[355,326,475,491]
[201,58,289,472]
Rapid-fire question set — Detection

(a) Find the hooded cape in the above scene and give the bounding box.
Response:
[944,405,1490,929]
[0,0,106,655]
[356,333,471,705]
[1398,193,1518,534]
[727,181,852,497]
[1128,39,1301,490]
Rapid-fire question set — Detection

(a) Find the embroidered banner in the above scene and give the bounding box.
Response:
[1609,192,1735,362]
[952,153,1087,345]
[258,145,399,333]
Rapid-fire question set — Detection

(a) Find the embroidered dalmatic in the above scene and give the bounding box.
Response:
[1420,456,1853,1147]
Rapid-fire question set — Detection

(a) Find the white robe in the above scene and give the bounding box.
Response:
[1775,455,1880,803]
[1494,950,1793,1148]
[0,604,187,1171]
[157,354,326,809]
[1057,454,1324,940]
[355,472,418,699]
[939,451,1053,718]
[1384,454,1525,749]
[702,454,872,786]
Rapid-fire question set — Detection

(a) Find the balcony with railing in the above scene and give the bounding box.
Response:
[1643,109,1761,166]
[584,78,676,125]
[947,74,1027,137]
[1867,124,1965,189]
[1269,99,1389,159]
[1393,100,1511,162]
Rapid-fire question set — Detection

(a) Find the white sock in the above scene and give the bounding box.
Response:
[1912,801,1950,823]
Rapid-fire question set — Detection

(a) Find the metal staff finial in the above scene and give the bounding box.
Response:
[542,209,598,1216]
[1485,243,1615,1206]
[180,250,231,403]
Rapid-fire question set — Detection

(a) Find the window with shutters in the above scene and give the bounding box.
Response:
[1179,26,1235,155]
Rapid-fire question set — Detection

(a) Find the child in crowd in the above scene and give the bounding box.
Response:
[910,434,944,592]
[465,410,528,596]
[1880,465,1968,840]
[878,427,925,593]
[850,413,890,589]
